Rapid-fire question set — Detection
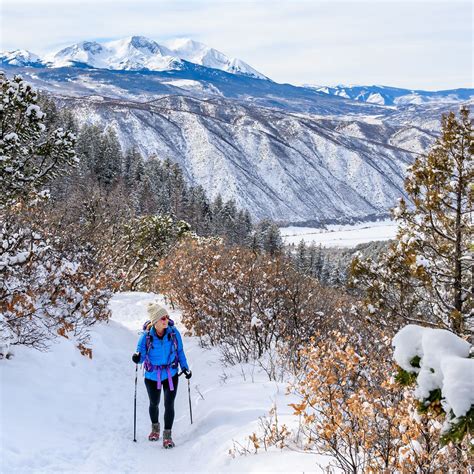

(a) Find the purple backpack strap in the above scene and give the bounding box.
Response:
[169,328,179,366]
[143,330,153,371]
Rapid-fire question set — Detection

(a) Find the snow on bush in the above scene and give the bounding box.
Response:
[0,73,112,354]
[393,324,473,444]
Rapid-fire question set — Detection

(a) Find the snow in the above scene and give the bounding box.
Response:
[3,132,19,141]
[0,49,43,66]
[280,219,397,247]
[165,38,267,80]
[415,255,430,268]
[392,325,425,372]
[48,37,179,72]
[393,325,473,418]
[250,315,263,328]
[41,36,267,80]
[26,104,45,119]
[440,357,473,417]
[366,92,385,105]
[1,292,330,472]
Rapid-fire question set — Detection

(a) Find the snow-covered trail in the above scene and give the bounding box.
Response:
[1,292,327,473]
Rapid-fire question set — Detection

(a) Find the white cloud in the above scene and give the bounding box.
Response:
[1,0,472,89]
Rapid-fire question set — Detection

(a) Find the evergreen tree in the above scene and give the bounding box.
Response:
[187,185,212,235]
[352,107,473,335]
[320,255,331,284]
[96,128,122,187]
[235,209,253,245]
[296,239,308,272]
[221,199,238,243]
[211,194,225,235]
[253,220,283,255]
[75,124,103,178]
[122,147,144,188]
[0,73,78,205]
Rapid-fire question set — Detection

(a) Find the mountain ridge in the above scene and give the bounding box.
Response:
[305,84,473,106]
[1,46,472,225]
[1,36,268,80]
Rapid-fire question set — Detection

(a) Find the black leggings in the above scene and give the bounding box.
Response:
[144,374,179,429]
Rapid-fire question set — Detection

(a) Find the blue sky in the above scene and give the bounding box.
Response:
[1,0,472,89]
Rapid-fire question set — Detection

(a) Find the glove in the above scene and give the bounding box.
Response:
[183,368,192,379]
[132,352,141,364]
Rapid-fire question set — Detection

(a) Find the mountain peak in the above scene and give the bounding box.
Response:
[0,49,43,67]
[165,37,268,80]
[2,36,268,80]
[125,36,164,54]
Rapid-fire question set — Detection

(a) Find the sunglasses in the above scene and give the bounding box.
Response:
[159,315,169,322]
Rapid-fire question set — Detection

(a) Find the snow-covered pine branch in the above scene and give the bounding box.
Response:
[393,324,473,445]
[0,73,78,206]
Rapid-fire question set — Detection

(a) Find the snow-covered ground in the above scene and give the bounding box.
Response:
[1,292,329,473]
[280,219,397,247]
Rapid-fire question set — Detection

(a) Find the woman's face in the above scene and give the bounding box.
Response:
[154,315,169,332]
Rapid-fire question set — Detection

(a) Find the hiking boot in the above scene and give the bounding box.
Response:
[148,422,160,441]
[163,429,175,448]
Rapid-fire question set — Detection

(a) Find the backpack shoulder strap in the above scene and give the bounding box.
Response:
[168,327,179,365]
[169,327,178,348]
[145,327,153,354]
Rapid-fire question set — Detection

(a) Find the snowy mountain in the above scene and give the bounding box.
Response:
[1,44,472,224]
[46,36,183,72]
[53,92,435,224]
[0,49,44,67]
[1,36,267,79]
[165,38,268,80]
[306,84,474,106]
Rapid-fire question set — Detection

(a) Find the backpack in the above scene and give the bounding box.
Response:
[142,319,179,371]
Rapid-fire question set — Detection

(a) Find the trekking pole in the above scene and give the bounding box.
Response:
[178,371,193,425]
[187,378,193,425]
[133,363,138,442]
[178,370,193,424]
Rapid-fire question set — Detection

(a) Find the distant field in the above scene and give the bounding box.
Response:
[280,219,397,248]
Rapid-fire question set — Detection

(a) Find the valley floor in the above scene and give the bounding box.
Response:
[280,219,397,247]
[1,292,330,473]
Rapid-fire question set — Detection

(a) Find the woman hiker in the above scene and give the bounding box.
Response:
[132,302,192,448]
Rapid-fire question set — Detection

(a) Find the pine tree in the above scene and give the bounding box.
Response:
[0,73,77,205]
[122,147,144,188]
[252,220,283,255]
[296,239,308,272]
[96,128,122,187]
[211,194,225,235]
[221,199,238,243]
[235,209,252,245]
[352,107,473,335]
[75,124,103,178]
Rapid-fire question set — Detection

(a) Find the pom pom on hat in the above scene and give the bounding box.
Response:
[147,302,168,325]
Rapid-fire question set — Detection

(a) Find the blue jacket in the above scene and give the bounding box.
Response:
[136,325,189,382]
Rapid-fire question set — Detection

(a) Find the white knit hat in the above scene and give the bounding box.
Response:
[147,302,168,325]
